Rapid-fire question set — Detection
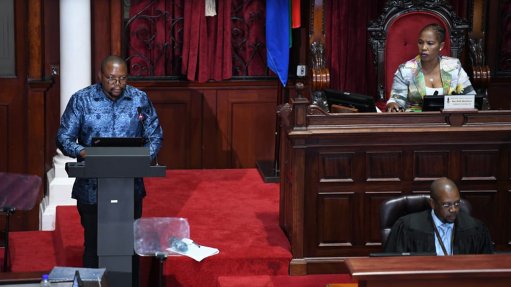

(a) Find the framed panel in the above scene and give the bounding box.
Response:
[364,191,403,245]
[231,101,276,167]
[146,88,203,169]
[315,192,355,248]
[0,105,6,171]
[217,88,277,168]
[460,149,498,180]
[507,190,511,245]
[0,0,15,77]
[413,151,450,180]
[319,152,355,182]
[366,151,403,181]
[460,190,499,238]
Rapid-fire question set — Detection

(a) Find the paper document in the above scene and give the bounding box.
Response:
[167,238,219,262]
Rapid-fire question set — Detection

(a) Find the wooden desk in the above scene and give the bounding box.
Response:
[345,254,511,287]
[0,271,45,284]
[279,98,511,274]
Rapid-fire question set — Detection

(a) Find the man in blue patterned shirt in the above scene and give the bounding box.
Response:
[56,55,163,269]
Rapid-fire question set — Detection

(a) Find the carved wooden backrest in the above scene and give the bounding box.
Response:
[310,0,329,92]
[368,0,469,102]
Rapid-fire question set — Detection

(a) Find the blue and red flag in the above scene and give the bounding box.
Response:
[266,0,291,87]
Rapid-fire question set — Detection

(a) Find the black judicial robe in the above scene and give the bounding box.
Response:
[383,209,494,254]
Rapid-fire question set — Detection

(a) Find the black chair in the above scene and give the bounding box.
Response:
[0,172,42,272]
[380,194,472,246]
[0,207,16,271]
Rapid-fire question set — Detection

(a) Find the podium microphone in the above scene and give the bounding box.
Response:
[137,106,159,166]
[137,107,144,121]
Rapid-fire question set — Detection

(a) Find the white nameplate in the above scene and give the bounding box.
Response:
[444,95,475,110]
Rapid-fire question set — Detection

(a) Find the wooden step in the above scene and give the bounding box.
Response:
[9,231,56,272]
[217,274,355,287]
[52,206,82,267]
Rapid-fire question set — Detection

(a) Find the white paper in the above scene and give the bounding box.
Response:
[167,238,219,262]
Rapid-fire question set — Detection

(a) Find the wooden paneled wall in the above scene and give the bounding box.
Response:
[133,81,279,169]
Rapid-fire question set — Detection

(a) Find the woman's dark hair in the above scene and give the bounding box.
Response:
[420,23,446,43]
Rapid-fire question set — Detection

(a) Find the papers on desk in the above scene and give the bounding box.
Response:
[167,238,219,262]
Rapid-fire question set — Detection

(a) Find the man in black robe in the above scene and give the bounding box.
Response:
[383,177,494,255]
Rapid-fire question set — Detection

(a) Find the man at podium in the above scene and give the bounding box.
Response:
[56,55,163,269]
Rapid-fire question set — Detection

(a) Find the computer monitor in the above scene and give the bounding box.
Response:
[324,89,377,113]
[422,94,484,111]
[91,137,145,147]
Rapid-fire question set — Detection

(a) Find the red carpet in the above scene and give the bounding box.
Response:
[9,169,354,286]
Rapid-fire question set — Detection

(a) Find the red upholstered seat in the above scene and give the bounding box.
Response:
[368,0,470,104]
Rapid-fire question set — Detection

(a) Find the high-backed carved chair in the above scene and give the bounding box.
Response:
[368,0,470,103]
[380,194,472,246]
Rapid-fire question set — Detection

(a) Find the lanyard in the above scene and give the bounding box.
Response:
[433,223,454,256]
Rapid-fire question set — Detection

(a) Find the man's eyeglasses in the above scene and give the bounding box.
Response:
[438,200,461,209]
[104,75,127,85]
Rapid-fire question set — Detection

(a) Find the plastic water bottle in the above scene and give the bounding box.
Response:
[40,274,51,286]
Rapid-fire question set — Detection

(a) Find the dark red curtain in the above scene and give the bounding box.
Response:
[181,0,232,82]
[325,0,464,97]
[127,0,265,82]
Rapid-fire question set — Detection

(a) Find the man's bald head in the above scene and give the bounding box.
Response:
[100,55,127,74]
[430,177,459,201]
[98,55,128,100]
[429,177,461,223]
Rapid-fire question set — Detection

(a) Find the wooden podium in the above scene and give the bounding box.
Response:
[345,254,511,287]
[66,147,166,287]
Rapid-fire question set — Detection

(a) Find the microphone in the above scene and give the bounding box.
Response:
[137,107,144,121]
[137,106,144,135]
[137,106,159,166]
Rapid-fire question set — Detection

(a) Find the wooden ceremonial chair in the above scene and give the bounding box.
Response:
[367,0,471,105]
[380,194,472,246]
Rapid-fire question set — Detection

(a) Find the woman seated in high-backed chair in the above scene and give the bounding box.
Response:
[386,23,476,112]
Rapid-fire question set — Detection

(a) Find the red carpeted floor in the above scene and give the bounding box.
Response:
[9,169,354,287]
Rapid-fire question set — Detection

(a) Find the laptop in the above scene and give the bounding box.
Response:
[324,89,377,113]
[369,252,436,257]
[91,137,145,147]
